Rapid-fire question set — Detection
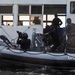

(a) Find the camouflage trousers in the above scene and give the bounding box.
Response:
[66,37,75,49]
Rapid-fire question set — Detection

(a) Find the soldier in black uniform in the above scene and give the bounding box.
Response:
[52,14,62,28]
[17,31,31,51]
[50,14,62,51]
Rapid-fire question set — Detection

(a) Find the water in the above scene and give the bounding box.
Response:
[0,66,75,75]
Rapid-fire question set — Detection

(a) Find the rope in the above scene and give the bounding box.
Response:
[0,26,12,40]
[8,48,25,54]
[23,27,30,33]
[5,46,67,56]
[47,52,66,56]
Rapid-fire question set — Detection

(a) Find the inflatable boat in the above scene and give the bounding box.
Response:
[1,45,75,69]
[0,35,75,70]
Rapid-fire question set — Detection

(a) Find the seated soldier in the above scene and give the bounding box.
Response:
[17,31,31,51]
[43,25,52,50]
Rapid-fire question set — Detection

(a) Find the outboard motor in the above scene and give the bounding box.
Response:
[17,31,31,51]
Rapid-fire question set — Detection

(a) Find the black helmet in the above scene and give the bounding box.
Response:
[22,33,28,39]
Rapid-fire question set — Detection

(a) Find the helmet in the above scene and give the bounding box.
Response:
[22,33,28,39]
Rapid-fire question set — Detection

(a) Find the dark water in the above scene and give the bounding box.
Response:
[0,66,75,75]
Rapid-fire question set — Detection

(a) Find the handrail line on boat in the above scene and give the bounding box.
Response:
[1,46,75,59]
[6,47,67,56]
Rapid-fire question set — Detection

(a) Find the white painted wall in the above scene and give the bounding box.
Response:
[66,0,75,24]
[0,0,13,5]
[0,0,66,5]
[1,0,75,42]
[17,0,66,5]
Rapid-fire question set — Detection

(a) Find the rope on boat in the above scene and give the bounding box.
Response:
[47,53,66,56]
[2,45,75,58]
[8,48,68,56]
[26,52,66,56]
[7,48,25,54]
[26,51,45,55]
[23,26,30,33]
[6,48,44,54]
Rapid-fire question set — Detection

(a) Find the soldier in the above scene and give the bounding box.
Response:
[64,18,75,51]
